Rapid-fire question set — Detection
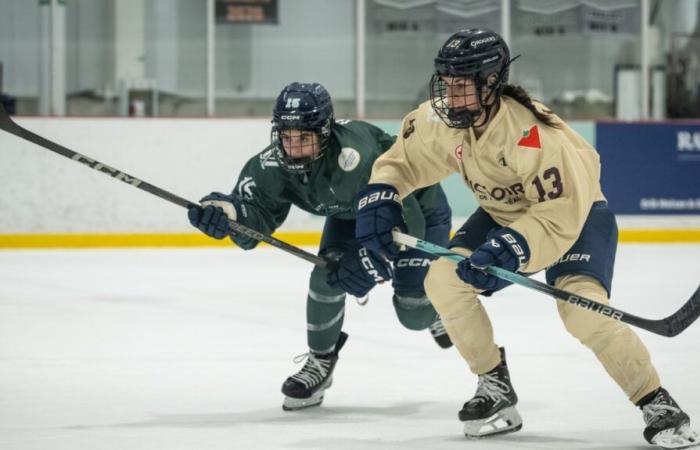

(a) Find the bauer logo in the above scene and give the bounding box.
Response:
[338,147,360,172]
[357,190,400,209]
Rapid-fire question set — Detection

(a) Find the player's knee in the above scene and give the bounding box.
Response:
[424,258,454,308]
[310,263,342,295]
[392,294,436,330]
[556,274,616,343]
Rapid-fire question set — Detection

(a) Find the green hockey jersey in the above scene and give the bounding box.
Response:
[228,120,433,249]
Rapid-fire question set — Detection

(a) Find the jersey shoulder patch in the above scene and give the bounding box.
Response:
[338,147,361,172]
[517,125,541,149]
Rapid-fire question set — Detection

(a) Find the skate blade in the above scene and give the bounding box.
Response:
[651,423,700,449]
[463,406,523,439]
[282,391,325,411]
[281,376,333,411]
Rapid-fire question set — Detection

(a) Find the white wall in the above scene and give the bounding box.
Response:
[0,117,323,233]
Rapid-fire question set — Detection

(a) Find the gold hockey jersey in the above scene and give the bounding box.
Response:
[369,96,607,273]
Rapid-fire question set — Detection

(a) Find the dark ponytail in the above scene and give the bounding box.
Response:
[501,84,562,128]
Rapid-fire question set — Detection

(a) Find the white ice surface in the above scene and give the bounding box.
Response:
[1,244,699,450]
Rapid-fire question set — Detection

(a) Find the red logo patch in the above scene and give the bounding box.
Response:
[455,144,463,160]
[517,125,541,149]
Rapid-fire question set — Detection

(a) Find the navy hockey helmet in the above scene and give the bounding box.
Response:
[430,29,514,129]
[271,82,334,173]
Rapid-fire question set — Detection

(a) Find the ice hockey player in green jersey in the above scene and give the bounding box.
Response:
[188,82,453,411]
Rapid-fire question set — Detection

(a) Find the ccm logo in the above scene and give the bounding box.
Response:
[71,154,143,186]
[357,190,400,209]
[359,248,386,282]
[396,258,430,268]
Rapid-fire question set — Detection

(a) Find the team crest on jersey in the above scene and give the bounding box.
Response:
[338,147,360,172]
[517,125,541,149]
[259,148,279,169]
[237,176,256,199]
[454,144,463,160]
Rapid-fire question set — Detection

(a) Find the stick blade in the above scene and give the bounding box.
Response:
[663,285,700,337]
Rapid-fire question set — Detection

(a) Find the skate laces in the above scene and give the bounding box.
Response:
[290,352,332,388]
[472,372,511,404]
[642,392,681,425]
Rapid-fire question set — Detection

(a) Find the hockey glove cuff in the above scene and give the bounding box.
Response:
[188,192,244,239]
[354,183,407,260]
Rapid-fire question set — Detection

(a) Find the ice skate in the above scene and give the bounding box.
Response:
[281,332,348,411]
[459,347,522,438]
[639,388,699,449]
[428,316,453,349]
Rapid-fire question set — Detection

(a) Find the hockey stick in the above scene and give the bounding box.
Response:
[0,105,333,269]
[393,230,700,337]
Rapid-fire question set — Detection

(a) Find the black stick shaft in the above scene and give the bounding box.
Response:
[0,106,331,269]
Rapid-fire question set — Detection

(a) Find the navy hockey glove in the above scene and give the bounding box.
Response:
[327,246,393,298]
[456,227,530,292]
[354,183,407,260]
[188,192,242,239]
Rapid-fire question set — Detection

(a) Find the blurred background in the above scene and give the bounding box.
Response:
[1,0,699,121]
[0,0,698,245]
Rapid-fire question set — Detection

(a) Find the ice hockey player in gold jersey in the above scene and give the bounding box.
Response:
[353,28,698,449]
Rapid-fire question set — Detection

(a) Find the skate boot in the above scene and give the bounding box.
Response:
[638,387,699,449]
[281,332,348,411]
[428,316,453,349]
[459,347,522,438]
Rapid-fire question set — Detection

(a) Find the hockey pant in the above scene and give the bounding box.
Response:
[424,205,661,404]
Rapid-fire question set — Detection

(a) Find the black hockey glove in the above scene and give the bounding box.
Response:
[456,227,530,292]
[188,192,243,239]
[327,245,393,298]
[354,183,407,260]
